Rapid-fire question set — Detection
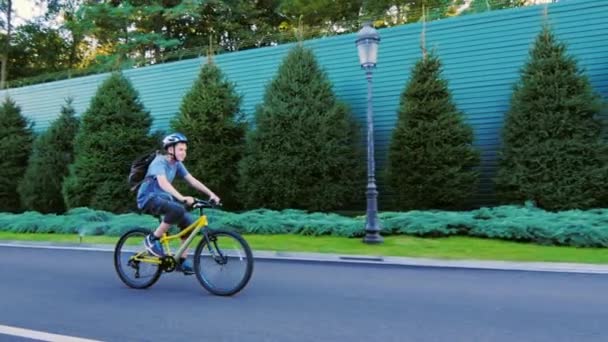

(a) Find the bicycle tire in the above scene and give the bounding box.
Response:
[193,229,254,296]
[114,228,162,289]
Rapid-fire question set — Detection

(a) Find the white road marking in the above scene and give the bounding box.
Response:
[0,242,112,253]
[0,324,103,342]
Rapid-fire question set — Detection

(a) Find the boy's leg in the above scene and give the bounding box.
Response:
[142,197,189,257]
[177,214,195,274]
[153,222,172,238]
[177,214,195,259]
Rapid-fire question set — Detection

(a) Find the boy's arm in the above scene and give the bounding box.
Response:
[157,175,188,202]
[184,174,221,203]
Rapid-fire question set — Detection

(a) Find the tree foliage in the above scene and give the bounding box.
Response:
[18,98,79,213]
[464,0,528,15]
[8,23,71,80]
[0,0,13,88]
[364,0,452,25]
[279,0,362,28]
[496,25,608,210]
[239,45,363,211]
[62,72,155,212]
[3,0,536,85]
[0,97,33,212]
[387,52,479,210]
[171,60,246,209]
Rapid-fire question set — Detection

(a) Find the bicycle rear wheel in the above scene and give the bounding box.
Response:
[114,228,162,289]
[194,229,254,296]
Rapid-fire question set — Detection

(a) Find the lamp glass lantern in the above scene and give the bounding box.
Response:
[356,23,380,69]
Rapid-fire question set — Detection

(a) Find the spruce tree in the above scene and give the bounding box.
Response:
[496,25,608,210]
[386,52,479,210]
[239,45,363,211]
[18,98,80,213]
[171,61,246,209]
[62,73,154,212]
[0,97,34,212]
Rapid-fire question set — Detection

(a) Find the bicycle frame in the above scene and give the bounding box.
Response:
[131,214,209,265]
[115,199,253,295]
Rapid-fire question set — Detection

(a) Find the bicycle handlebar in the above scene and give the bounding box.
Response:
[190,198,222,209]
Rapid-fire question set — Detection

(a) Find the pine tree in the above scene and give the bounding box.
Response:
[0,97,34,212]
[239,45,363,211]
[386,52,479,210]
[62,73,155,212]
[171,61,246,209]
[18,98,79,213]
[496,25,608,210]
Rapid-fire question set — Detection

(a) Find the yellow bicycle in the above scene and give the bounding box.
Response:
[113,199,254,296]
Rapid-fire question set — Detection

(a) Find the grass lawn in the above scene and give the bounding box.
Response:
[1,231,607,264]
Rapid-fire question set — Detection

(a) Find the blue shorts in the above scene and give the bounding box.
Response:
[142,195,194,229]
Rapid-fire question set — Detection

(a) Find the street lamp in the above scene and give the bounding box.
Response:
[356,22,383,244]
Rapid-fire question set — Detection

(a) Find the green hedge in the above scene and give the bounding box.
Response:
[0,203,607,247]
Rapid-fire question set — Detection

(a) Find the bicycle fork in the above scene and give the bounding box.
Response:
[202,230,228,265]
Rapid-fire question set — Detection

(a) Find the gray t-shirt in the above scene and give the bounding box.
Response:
[136,154,189,209]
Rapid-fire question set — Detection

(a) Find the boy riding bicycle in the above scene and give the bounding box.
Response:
[136,133,220,274]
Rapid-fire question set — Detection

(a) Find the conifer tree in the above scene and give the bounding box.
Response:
[239,44,363,211]
[18,98,79,213]
[496,25,608,210]
[171,60,246,209]
[0,97,34,212]
[386,52,479,210]
[62,73,155,212]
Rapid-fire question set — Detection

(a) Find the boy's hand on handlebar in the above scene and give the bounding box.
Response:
[209,193,221,205]
[182,196,195,206]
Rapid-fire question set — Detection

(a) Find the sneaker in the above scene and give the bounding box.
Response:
[179,259,195,275]
[144,234,165,257]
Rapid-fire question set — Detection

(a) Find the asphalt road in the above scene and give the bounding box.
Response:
[1,246,607,342]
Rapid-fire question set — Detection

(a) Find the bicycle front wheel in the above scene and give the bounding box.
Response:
[114,228,162,289]
[194,229,254,296]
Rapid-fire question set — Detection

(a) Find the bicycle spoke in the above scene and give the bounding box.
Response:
[114,229,162,289]
[194,230,253,296]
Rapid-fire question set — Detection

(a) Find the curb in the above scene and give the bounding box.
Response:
[2,240,608,274]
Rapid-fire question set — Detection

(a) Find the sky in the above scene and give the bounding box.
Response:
[13,0,46,25]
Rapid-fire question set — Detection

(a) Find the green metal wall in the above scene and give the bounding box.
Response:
[2,0,607,207]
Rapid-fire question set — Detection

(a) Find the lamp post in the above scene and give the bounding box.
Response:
[356,22,383,244]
